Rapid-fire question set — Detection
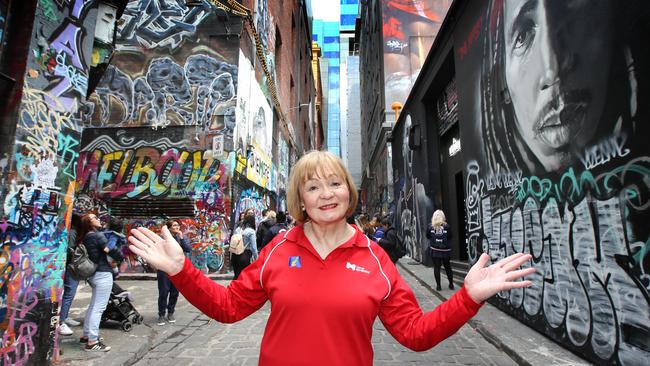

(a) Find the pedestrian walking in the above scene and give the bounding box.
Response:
[58,212,83,336]
[80,213,123,352]
[157,220,192,325]
[426,210,454,290]
[260,211,289,249]
[128,150,535,366]
[231,213,258,279]
[256,209,276,250]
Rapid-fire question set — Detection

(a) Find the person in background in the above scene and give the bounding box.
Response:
[80,213,123,352]
[378,216,403,264]
[58,212,83,336]
[128,150,535,365]
[372,214,385,241]
[102,217,131,298]
[260,211,288,249]
[426,210,454,291]
[256,209,276,251]
[157,220,192,326]
[357,213,375,240]
[231,213,258,280]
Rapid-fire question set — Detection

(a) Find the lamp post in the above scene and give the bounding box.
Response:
[391,102,403,121]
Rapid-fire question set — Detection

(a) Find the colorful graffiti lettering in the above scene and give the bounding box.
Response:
[466,160,650,364]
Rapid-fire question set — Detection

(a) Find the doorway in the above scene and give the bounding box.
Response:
[454,171,468,260]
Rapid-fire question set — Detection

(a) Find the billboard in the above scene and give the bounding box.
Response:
[381,0,451,109]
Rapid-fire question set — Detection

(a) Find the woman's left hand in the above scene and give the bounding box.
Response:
[464,252,536,303]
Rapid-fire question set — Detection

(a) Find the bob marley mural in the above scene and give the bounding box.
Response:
[454,0,650,364]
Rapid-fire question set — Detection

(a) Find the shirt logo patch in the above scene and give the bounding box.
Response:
[288,256,302,268]
[346,262,370,274]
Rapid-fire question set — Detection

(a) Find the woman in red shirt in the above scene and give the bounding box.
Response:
[128,150,535,366]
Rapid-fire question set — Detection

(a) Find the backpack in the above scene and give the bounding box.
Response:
[66,244,97,280]
[393,230,407,259]
[229,233,245,255]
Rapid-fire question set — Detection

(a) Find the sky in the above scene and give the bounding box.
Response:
[309,0,340,21]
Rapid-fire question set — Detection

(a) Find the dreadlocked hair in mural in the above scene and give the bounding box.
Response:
[479,0,643,178]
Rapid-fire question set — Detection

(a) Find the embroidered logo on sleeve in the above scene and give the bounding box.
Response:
[288,256,302,268]
[345,262,370,274]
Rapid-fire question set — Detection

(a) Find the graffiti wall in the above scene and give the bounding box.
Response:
[381,0,451,108]
[0,0,98,363]
[391,114,434,263]
[75,126,231,273]
[86,0,239,140]
[454,0,650,364]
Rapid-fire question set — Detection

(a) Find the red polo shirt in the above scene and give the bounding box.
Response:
[170,224,482,366]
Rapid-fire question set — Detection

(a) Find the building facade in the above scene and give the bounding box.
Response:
[389,0,650,364]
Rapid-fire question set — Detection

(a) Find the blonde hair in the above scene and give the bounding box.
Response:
[287,150,358,224]
[431,210,447,229]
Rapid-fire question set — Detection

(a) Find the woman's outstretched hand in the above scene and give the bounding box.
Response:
[128,226,186,276]
[464,253,536,303]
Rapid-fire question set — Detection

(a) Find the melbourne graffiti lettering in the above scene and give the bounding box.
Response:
[76,127,232,273]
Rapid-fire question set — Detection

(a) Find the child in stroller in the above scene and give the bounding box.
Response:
[101,282,143,332]
[100,218,143,332]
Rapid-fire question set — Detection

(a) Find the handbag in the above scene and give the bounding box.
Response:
[66,243,97,280]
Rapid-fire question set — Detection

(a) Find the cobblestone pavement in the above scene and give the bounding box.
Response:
[130,265,518,366]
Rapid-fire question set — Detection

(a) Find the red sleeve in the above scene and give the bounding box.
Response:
[169,255,269,323]
[378,256,483,351]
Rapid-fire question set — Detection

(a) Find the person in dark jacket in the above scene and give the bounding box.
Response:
[378,217,403,263]
[80,213,123,351]
[256,209,276,250]
[426,210,454,291]
[58,212,83,336]
[260,211,289,249]
[157,220,192,325]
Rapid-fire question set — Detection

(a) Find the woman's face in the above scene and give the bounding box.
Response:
[170,222,181,232]
[89,215,102,230]
[300,169,350,225]
[503,0,612,171]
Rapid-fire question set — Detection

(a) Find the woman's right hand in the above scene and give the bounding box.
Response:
[128,226,185,275]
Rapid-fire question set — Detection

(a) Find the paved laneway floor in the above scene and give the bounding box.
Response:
[127,265,517,366]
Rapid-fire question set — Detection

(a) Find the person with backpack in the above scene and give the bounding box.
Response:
[426,210,454,291]
[79,213,123,352]
[256,209,276,250]
[378,217,405,263]
[231,213,258,280]
[260,211,289,249]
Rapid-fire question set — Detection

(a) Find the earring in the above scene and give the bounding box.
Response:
[501,88,512,104]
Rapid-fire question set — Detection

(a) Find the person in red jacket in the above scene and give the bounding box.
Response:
[128,150,535,366]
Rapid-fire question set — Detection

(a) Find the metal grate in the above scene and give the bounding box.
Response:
[107,198,195,219]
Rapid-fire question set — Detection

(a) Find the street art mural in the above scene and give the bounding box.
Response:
[75,127,232,273]
[381,0,452,108]
[455,0,650,364]
[391,114,433,263]
[0,0,97,363]
[86,0,239,143]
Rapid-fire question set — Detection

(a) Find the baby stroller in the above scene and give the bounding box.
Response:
[101,285,143,332]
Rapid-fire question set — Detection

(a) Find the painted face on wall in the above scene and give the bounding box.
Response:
[300,170,350,225]
[503,0,613,171]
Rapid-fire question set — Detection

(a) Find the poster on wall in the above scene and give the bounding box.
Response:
[381,0,452,109]
[236,51,273,157]
[453,1,650,364]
